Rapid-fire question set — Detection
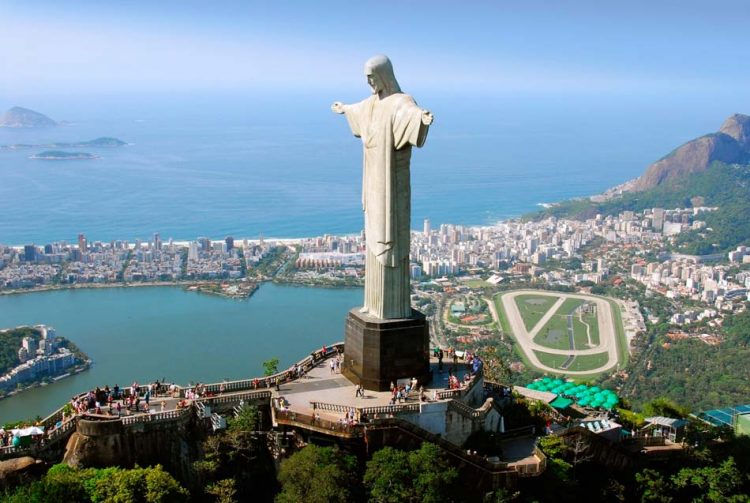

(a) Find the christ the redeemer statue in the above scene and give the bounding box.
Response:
[332,55,433,319]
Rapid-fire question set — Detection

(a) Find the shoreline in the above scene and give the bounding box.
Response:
[0,277,364,298]
[0,361,92,406]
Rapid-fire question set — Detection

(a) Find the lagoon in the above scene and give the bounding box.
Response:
[0,283,361,423]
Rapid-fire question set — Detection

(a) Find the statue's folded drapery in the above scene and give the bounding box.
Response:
[343,93,429,319]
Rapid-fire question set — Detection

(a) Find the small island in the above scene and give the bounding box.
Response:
[184,281,259,299]
[0,106,57,128]
[2,137,128,151]
[0,325,90,400]
[30,150,99,160]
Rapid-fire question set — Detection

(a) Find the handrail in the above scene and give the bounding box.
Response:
[274,408,363,437]
[5,342,344,436]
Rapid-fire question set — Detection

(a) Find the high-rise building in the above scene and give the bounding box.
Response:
[78,233,87,252]
[22,336,38,355]
[198,237,211,251]
[23,245,37,262]
[423,218,431,236]
[225,236,234,251]
[188,241,200,261]
[153,232,162,251]
[652,208,665,232]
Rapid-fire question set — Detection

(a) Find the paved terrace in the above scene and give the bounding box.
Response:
[1,344,479,456]
[276,357,473,423]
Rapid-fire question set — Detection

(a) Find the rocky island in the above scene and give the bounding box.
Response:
[0,106,57,128]
[30,151,99,160]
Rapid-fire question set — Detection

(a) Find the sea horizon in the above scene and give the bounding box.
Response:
[2,90,743,246]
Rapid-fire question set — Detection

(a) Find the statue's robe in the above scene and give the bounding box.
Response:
[343,93,429,319]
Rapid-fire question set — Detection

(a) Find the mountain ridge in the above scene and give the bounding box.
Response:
[632,113,750,191]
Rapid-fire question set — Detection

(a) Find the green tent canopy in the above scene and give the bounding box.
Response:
[550,396,574,409]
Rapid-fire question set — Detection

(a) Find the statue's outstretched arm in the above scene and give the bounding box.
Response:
[331,102,346,114]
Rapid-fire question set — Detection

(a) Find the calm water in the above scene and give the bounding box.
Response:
[0,91,738,245]
[0,284,361,423]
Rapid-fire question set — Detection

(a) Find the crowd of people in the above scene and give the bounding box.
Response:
[67,380,172,418]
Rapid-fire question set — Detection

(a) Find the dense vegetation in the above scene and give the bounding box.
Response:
[275,442,460,503]
[536,162,750,254]
[1,463,188,502]
[617,307,750,411]
[0,327,40,374]
[192,405,278,502]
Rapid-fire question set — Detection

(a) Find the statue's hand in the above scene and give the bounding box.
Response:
[331,102,345,114]
[421,110,434,126]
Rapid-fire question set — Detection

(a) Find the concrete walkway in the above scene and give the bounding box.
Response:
[278,359,471,422]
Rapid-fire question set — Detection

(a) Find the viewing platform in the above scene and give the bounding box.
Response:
[0,342,545,488]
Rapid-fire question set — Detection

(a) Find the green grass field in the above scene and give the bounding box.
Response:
[576,313,599,347]
[514,294,560,332]
[533,316,571,350]
[493,296,512,335]
[533,298,585,350]
[534,350,610,372]
[463,279,489,288]
[557,298,584,316]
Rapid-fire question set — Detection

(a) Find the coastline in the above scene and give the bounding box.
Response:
[0,280,197,297]
[0,277,364,298]
[0,361,92,406]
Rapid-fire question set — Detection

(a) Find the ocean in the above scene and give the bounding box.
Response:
[0,90,734,245]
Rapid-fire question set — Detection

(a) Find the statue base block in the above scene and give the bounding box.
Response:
[342,308,431,391]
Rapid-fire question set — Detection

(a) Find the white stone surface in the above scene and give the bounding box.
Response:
[333,55,432,319]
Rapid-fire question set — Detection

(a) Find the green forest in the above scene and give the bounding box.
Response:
[0,326,41,374]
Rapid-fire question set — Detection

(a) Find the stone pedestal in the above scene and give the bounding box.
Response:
[342,308,431,391]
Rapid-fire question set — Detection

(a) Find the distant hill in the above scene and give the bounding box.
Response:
[0,106,57,128]
[633,113,750,191]
[534,112,750,254]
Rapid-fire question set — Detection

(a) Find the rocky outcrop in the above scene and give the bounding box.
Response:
[0,456,44,490]
[719,113,750,150]
[0,106,57,128]
[633,113,750,191]
[63,415,199,481]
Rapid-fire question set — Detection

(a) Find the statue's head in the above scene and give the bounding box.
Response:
[364,55,401,97]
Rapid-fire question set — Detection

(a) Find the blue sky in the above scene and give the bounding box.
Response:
[2,0,749,101]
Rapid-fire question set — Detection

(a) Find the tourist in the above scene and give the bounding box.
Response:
[160,401,166,412]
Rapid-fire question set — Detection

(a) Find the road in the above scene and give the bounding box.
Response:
[494,290,620,375]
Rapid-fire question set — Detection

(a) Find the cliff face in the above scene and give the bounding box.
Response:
[719,113,750,150]
[633,113,750,191]
[0,107,57,128]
